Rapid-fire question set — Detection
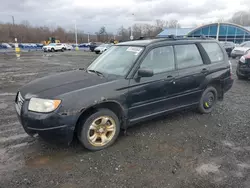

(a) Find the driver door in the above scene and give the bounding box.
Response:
[127,45,178,122]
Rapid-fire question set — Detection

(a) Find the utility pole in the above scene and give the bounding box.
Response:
[11,15,15,25]
[88,32,90,43]
[130,13,134,40]
[74,21,78,45]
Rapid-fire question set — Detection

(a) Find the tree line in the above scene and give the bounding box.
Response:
[0,11,249,43]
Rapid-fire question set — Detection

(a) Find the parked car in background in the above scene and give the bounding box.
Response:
[236,52,250,79]
[1,43,12,49]
[15,38,233,151]
[231,41,250,58]
[220,41,235,57]
[89,42,102,52]
[63,44,73,50]
[42,43,65,52]
[94,43,113,54]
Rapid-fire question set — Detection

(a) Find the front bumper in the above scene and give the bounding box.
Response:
[15,98,79,145]
[237,64,250,77]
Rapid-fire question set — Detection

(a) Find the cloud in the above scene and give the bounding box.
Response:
[0,0,248,33]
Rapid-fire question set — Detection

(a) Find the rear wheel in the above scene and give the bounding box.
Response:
[51,48,55,52]
[95,51,99,54]
[61,48,64,52]
[198,86,217,114]
[78,109,120,151]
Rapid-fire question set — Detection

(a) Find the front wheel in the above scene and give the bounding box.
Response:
[198,86,218,114]
[78,109,120,151]
[51,48,55,52]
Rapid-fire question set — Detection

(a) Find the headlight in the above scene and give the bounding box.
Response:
[239,56,245,63]
[28,98,61,113]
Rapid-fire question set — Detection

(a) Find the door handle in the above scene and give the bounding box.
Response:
[201,68,209,74]
[166,75,175,84]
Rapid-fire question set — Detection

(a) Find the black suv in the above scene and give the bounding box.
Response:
[236,53,250,79]
[15,37,234,151]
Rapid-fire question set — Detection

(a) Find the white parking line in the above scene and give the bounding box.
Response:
[9,142,30,149]
[0,122,20,129]
[0,93,16,96]
[0,133,28,143]
[0,127,23,134]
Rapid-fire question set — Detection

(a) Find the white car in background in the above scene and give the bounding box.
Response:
[94,43,113,54]
[63,44,73,51]
[231,41,250,58]
[42,43,65,52]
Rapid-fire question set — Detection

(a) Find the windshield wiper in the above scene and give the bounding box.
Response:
[88,69,104,77]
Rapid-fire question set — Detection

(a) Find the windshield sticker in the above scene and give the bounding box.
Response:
[126,47,142,55]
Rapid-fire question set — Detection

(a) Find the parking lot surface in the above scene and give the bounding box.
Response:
[0,51,249,188]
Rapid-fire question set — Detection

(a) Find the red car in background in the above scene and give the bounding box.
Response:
[237,52,250,79]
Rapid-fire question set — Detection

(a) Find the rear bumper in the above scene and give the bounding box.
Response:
[223,77,234,93]
[15,100,79,145]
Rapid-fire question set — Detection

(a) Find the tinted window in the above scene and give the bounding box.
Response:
[201,43,224,63]
[175,44,203,69]
[140,46,175,74]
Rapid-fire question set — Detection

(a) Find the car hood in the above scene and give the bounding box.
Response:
[19,70,113,99]
[233,47,250,52]
[95,47,106,50]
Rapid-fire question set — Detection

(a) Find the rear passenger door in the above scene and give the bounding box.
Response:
[174,43,208,106]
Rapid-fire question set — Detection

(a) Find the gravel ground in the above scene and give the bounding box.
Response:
[0,51,249,188]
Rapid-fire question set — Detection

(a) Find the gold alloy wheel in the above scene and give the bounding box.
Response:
[87,116,116,147]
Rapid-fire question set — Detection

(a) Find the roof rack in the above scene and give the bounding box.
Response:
[158,34,215,40]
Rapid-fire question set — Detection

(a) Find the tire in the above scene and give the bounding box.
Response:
[231,56,236,59]
[51,48,55,52]
[61,48,64,52]
[95,51,99,54]
[198,86,218,114]
[78,108,120,151]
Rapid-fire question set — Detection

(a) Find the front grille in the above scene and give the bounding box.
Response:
[16,92,24,114]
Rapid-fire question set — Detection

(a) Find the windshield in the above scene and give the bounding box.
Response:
[49,43,56,46]
[240,42,250,47]
[87,46,144,77]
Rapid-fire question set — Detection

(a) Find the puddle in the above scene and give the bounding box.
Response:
[196,163,221,175]
[25,151,74,168]
[0,103,8,109]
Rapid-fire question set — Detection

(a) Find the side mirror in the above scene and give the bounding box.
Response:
[137,68,154,78]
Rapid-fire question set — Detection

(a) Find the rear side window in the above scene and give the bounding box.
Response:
[175,44,203,69]
[201,43,224,63]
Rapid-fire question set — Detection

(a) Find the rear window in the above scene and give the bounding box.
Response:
[201,43,224,63]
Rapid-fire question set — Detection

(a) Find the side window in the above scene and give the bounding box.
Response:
[201,42,224,63]
[140,46,175,74]
[175,44,203,69]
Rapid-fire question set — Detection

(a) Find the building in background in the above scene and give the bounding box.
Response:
[157,23,250,44]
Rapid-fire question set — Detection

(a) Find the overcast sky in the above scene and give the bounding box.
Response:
[0,0,249,33]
